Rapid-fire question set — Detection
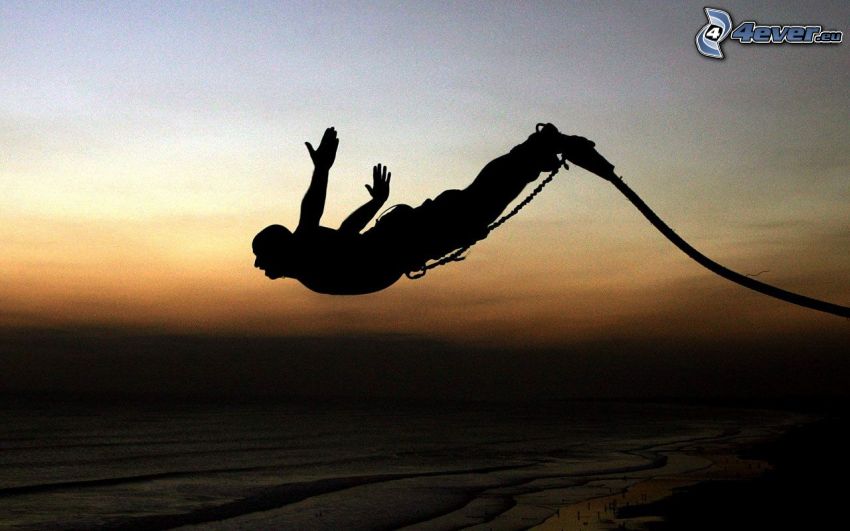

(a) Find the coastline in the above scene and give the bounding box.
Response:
[614,414,848,530]
[533,413,844,531]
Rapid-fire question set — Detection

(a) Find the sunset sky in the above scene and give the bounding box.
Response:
[1,1,847,399]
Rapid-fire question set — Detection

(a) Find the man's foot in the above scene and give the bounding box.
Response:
[533,123,599,164]
[530,123,617,180]
[511,123,566,173]
[511,123,616,179]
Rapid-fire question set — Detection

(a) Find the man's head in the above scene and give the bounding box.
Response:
[252,224,293,279]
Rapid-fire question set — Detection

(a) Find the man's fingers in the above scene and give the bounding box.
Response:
[305,142,315,156]
[365,184,373,194]
[386,172,391,185]
[319,127,337,150]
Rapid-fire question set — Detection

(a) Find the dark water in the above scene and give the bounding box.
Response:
[0,399,795,530]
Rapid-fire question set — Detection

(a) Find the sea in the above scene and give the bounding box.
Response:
[0,398,799,530]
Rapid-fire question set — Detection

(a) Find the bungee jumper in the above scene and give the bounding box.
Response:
[252,124,849,318]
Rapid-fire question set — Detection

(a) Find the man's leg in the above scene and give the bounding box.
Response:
[394,124,579,266]
[463,124,566,224]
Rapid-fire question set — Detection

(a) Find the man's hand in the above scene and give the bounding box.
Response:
[338,163,391,234]
[365,163,391,203]
[305,127,339,171]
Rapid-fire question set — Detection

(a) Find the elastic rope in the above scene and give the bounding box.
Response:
[604,174,849,318]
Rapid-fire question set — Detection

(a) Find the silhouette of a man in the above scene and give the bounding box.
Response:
[253,124,602,294]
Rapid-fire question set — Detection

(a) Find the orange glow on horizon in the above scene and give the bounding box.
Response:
[2,208,845,347]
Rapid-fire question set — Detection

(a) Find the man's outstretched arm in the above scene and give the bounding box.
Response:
[297,127,338,232]
[339,163,391,234]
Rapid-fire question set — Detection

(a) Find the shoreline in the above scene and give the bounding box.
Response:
[528,424,785,531]
[532,414,843,531]
[400,419,792,531]
[613,414,849,530]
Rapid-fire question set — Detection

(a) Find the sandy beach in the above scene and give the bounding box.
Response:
[532,412,845,531]
[530,431,772,530]
[614,414,849,530]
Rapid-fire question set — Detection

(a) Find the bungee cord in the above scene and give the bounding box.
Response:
[408,127,849,318]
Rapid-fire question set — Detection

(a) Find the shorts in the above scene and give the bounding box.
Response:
[364,189,490,271]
